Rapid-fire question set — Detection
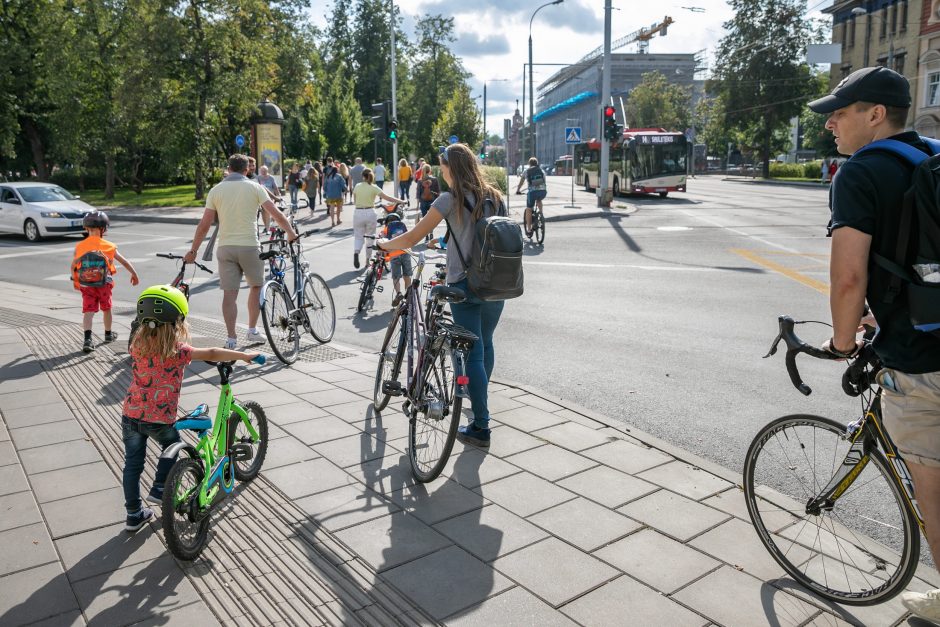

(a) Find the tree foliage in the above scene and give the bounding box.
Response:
[431,85,482,150]
[625,72,692,132]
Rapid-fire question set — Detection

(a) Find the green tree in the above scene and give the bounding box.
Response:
[800,74,837,157]
[431,85,481,151]
[320,76,370,159]
[708,0,818,178]
[322,0,352,79]
[625,72,692,131]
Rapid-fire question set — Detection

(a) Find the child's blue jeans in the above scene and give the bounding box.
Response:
[122,416,180,514]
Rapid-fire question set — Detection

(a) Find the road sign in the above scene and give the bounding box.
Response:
[565,127,582,144]
[448,135,459,145]
[235,134,245,148]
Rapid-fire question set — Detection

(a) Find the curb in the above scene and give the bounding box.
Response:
[110,213,201,226]
[722,177,830,190]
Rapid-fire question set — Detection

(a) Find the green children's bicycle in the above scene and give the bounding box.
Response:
[160,355,269,560]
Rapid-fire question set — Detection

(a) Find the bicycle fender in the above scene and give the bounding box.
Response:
[160,442,199,461]
[229,403,259,442]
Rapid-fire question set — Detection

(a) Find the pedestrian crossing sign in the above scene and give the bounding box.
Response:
[565,127,582,144]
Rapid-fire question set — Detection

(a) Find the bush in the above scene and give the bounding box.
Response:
[429,165,508,195]
[768,162,805,179]
[804,161,823,179]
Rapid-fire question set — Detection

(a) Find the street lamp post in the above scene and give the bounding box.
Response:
[481,78,509,162]
[528,0,564,164]
[852,6,894,70]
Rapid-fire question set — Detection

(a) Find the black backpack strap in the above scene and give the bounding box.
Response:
[444,197,476,273]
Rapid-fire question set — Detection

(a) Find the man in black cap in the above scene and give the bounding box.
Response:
[811,66,940,620]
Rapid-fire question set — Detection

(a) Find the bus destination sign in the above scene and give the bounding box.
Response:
[637,135,676,144]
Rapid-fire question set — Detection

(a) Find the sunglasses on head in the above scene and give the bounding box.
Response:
[438,145,451,163]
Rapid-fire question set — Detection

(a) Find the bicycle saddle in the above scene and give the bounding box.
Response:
[430,285,466,303]
[175,403,211,431]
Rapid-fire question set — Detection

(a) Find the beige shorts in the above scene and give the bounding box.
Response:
[217,246,264,291]
[877,368,940,468]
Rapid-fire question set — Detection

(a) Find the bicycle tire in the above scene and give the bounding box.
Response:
[409,345,461,482]
[231,401,268,482]
[373,308,406,411]
[535,209,545,245]
[260,282,299,364]
[162,457,211,561]
[357,265,376,312]
[743,414,920,605]
[303,273,336,343]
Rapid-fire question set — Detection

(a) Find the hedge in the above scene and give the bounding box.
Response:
[427,165,508,195]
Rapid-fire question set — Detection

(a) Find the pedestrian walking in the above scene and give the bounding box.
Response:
[417,163,440,240]
[809,66,940,622]
[323,163,347,227]
[287,163,303,208]
[821,158,830,183]
[350,157,366,190]
[71,211,139,353]
[304,165,319,213]
[313,161,323,206]
[398,158,413,207]
[121,284,261,532]
[185,154,298,349]
[374,157,386,190]
[339,162,352,205]
[257,165,282,201]
[828,159,839,182]
[352,168,405,269]
[378,143,507,448]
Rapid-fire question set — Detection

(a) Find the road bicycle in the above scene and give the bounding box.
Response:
[357,235,386,312]
[161,355,268,561]
[258,228,335,364]
[128,253,213,350]
[516,188,545,245]
[373,250,477,482]
[744,315,925,605]
[256,198,309,242]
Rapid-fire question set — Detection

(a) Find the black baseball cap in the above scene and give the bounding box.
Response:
[808,66,911,114]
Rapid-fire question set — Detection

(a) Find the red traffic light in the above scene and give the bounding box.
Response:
[604,106,616,118]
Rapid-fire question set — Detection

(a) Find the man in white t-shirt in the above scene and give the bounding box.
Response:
[186,154,298,349]
[373,157,386,190]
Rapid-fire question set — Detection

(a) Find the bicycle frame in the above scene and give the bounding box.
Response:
[261,241,311,330]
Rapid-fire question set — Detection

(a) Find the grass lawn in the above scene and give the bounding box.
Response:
[74,185,204,208]
[771,177,827,183]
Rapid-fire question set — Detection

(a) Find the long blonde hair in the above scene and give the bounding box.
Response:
[440,143,502,226]
[130,319,191,360]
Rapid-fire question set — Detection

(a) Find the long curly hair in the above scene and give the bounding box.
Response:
[130,318,191,360]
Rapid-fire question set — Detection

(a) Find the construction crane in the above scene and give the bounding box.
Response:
[576,16,675,64]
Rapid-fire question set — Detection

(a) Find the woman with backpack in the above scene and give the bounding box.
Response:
[377,143,509,448]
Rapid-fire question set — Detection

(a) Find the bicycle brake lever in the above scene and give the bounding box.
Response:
[764,333,783,359]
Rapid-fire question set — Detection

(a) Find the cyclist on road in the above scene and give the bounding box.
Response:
[352,168,405,269]
[515,157,546,237]
[810,66,940,621]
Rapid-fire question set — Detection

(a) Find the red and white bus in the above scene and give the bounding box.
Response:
[574,128,688,198]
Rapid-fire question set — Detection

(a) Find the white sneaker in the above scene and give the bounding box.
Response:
[224,338,237,350]
[245,329,264,344]
[902,588,940,622]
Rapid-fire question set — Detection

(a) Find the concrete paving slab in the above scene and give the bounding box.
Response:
[236,388,307,409]
[0,489,43,532]
[433,504,548,563]
[0,522,58,577]
[490,404,563,432]
[504,444,596,482]
[133,599,221,626]
[0,389,64,411]
[476,472,576,518]
[582,438,673,474]
[262,400,330,425]
[323,399,379,424]
[344,451,418,496]
[529,497,642,552]
[0,372,54,396]
[672,565,822,627]
[0,562,81,625]
[442,447,522,489]
[0,462,29,497]
[333,511,452,572]
[31,461,117,504]
[0,439,15,466]
[295,483,400,532]
[25,609,85,627]
[511,394,563,413]
[17,439,103,474]
[481,425,545,457]
[261,457,352,500]
[562,575,707,626]
[41,487,125,539]
[389,479,485,526]
[277,374,336,394]
[595,528,720,594]
[689,517,811,582]
[283,414,361,445]
[312,432,399,469]
[0,419,8,442]
[260,435,321,469]
[491,537,618,608]
[444,586,577,626]
[618,490,731,542]
[638,460,735,500]
[383,545,513,620]
[531,421,614,452]
[55,522,168,583]
[297,388,365,408]
[557,464,658,508]
[3,400,74,430]
[10,420,87,450]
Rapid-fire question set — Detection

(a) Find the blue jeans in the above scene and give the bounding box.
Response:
[289,185,299,206]
[448,279,504,428]
[122,416,180,514]
[399,180,411,202]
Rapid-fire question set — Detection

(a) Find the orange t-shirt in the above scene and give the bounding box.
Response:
[72,235,117,290]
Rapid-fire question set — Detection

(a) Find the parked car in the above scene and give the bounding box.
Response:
[0,183,97,242]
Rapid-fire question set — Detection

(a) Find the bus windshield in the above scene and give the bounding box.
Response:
[630,137,687,181]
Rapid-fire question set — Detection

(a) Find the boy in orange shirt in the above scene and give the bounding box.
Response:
[71,211,139,353]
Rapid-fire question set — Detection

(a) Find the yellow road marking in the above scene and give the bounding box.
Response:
[730,248,830,295]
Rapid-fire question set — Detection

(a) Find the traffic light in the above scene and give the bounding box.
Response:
[388,119,398,141]
[479,143,486,159]
[603,105,621,141]
[371,101,389,138]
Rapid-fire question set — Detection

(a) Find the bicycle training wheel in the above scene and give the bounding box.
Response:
[373,309,406,411]
[162,457,211,561]
[409,346,461,482]
[303,273,335,343]
[231,400,268,482]
[743,414,920,605]
[261,282,299,364]
[357,266,376,313]
[534,210,545,245]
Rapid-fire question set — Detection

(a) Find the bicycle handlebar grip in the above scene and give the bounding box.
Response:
[156,253,176,259]
[785,349,812,396]
[251,354,266,365]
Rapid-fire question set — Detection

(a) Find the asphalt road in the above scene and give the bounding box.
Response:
[0,176,852,475]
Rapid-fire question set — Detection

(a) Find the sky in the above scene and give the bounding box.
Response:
[310,0,832,138]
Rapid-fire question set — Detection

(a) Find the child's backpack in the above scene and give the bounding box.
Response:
[72,249,110,287]
[385,213,408,239]
[449,197,523,301]
[855,137,940,336]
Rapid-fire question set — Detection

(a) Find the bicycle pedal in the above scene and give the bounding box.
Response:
[382,380,403,396]
[375,285,384,293]
[229,443,254,462]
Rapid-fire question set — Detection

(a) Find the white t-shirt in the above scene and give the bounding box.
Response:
[373,164,386,181]
[205,174,269,247]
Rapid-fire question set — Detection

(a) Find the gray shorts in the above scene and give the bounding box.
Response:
[217,246,264,291]
[390,254,413,281]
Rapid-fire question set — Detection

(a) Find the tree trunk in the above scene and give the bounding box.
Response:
[761,118,771,179]
[131,153,143,195]
[21,118,48,181]
[104,153,115,199]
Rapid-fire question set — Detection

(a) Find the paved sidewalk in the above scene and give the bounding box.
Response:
[0,279,936,626]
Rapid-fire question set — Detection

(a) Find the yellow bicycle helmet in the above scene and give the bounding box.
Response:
[136,285,188,327]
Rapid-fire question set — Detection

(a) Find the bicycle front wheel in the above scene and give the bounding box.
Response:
[374,308,406,411]
[303,273,335,343]
[743,414,920,605]
[357,265,376,312]
[534,209,545,245]
[261,282,299,364]
[409,345,461,482]
[162,457,211,561]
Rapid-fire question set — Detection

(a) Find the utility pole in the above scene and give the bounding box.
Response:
[390,0,399,192]
[598,0,612,207]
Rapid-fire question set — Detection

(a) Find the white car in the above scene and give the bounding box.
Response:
[0,182,98,242]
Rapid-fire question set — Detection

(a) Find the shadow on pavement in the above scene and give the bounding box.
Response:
[762,579,871,626]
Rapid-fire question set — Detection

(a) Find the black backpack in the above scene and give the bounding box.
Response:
[856,137,940,337]
[448,197,524,301]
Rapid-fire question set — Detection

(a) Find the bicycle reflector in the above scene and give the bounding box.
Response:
[456,375,470,385]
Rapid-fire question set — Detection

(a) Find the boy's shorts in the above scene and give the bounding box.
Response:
[389,254,413,281]
[81,284,113,313]
[326,198,343,208]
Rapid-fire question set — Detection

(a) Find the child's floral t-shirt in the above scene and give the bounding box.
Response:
[123,343,193,424]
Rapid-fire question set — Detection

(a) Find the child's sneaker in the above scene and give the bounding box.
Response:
[456,423,491,448]
[145,488,163,505]
[125,507,154,533]
[225,338,237,350]
[82,337,94,353]
[104,331,118,343]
